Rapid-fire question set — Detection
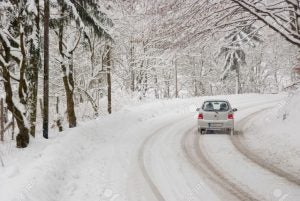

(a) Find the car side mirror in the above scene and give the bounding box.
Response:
[232,108,238,112]
[196,108,200,112]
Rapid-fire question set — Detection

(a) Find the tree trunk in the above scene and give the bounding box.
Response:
[43,0,50,139]
[174,58,178,98]
[0,99,4,142]
[28,49,39,137]
[235,68,241,94]
[62,73,77,127]
[130,39,135,92]
[12,116,15,140]
[104,45,112,114]
[28,0,40,137]
[154,73,159,99]
[58,7,77,128]
[107,65,112,114]
[0,24,30,148]
[67,53,77,127]
[62,60,77,128]
[56,97,63,132]
[2,67,29,148]
[165,73,170,98]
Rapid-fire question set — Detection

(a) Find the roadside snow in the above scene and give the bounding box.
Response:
[242,89,300,181]
[0,97,201,201]
[0,94,285,201]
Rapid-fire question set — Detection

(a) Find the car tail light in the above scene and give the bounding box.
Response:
[198,113,203,119]
[228,113,234,119]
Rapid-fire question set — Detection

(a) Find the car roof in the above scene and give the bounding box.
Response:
[201,99,231,106]
[202,99,230,102]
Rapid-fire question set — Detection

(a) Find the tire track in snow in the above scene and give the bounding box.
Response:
[137,115,202,201]
[231,108,300,186]
[138,121,178,201]
[137,98,285,201]
[182,128,263,201]
[138,115,227,201]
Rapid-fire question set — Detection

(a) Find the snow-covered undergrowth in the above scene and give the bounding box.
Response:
[0,94,284,201]
[243,89,300,178]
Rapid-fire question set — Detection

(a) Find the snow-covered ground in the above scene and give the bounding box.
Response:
[241,89,300,184]
[1,93,300,201]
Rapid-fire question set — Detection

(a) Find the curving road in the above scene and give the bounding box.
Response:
[3,95,298,201]
[137,102,300,201]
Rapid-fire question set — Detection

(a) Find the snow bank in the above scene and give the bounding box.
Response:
[243,89,300,178]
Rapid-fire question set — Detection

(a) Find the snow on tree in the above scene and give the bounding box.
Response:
[231,0,300,48]
[50,0,113,127]
[218,24,262,94]
[0,0,41,147]
[1,0,299,149]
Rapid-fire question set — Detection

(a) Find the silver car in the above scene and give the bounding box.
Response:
[196,100,237,135]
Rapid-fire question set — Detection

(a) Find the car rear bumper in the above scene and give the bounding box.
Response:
[198,119,234,130]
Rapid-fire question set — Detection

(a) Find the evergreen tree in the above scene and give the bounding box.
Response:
[218,24,262,94]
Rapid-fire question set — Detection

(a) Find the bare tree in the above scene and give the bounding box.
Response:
[231,0,300,48]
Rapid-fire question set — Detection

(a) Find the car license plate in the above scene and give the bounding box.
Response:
[210,123,223,127]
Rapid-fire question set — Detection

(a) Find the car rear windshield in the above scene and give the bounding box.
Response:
[202,101,229,112]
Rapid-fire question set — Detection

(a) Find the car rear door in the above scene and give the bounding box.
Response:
[203,111,219,120]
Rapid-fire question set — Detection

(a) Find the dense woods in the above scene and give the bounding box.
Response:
[0,0,300,148]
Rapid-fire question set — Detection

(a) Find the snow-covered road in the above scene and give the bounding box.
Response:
[140,98,300,201]
[1,94,300,201]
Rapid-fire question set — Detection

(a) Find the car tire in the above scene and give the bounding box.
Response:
[200,129,205,135]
